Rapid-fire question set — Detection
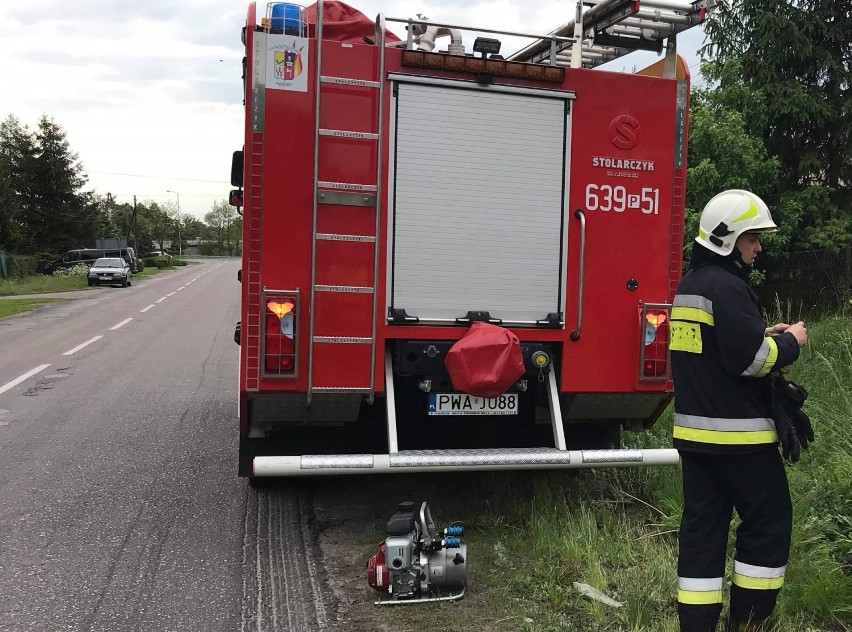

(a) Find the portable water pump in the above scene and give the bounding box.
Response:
[367,501,467,605]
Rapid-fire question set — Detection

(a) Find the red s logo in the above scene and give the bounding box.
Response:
[610,115,640,150]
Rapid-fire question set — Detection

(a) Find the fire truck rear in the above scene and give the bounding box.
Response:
[232,0,718,479]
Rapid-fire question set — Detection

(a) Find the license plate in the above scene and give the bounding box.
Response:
[428,393,518,416]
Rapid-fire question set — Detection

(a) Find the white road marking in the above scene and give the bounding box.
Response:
[177,286,186,290]
[62,336,103,356]
[167,292,176,297]
[109,318,133,331]
[140,304,155,313]
[0,364,51,395]
[156,297,167,303]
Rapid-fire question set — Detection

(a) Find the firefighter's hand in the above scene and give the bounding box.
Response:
[786,321,808,347]
[764,323,790,336]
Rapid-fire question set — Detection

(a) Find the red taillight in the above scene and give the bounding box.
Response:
[640,306,671,381]
[264,294,297,377]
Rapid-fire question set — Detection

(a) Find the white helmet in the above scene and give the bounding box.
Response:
[695,189,777,256]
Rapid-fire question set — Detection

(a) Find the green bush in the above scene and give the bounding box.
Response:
[135,258,145,273]
[143,257,157,268]
[9,254,38,278]
[174,259,188,266]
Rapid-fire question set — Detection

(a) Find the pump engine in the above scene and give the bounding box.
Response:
[367,501,467,604]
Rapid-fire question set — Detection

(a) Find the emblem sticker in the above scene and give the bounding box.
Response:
[267,35,309,92]
[670,322,702,354]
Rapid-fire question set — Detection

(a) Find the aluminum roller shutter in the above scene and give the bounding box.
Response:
[389,81,569,325]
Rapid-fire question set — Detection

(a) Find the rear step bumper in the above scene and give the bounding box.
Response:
[253,447,679,476]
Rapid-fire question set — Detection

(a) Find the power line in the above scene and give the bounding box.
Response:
[84,170,230,184]
[110,193,226,198]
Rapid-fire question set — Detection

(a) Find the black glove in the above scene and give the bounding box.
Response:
[782,379,814,449]
[772,398,802,463]
[770,373,813,463]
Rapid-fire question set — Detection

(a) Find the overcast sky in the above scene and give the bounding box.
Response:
[0,1,706,219]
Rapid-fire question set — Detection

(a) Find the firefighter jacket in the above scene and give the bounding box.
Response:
[670,249,800,454]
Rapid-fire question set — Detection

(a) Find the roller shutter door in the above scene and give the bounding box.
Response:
[389,81,570,325]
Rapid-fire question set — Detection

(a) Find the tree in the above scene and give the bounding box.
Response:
[204,200,240,255]
[182,216,206,243]
[0,133,17,252]
[685,75,784,259]
[0,116,36,253]
[26,116,107,252]
[140,201,172,254]
[701,0,851,250]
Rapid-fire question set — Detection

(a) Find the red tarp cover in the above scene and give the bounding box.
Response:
[445,322,526,398]
[305,1,400,43]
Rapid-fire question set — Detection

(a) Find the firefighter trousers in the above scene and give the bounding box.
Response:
[677,449,792,632]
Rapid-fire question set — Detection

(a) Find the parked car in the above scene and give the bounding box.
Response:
[87,258,132,288]
[43,247,137,275]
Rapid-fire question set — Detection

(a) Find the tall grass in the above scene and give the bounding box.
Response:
[0,274,88,295]
[367,316,852,631]
[503,316,852,631]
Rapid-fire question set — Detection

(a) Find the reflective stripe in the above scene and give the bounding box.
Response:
[678,589,723,605]
[732,201,760,223]
[734,561,786,578]
[673,426,778,445]
[733,573,785,590]
[673,294,714,314]
[741,337,779,377]
[674,414,776,432]
[671,306,714,326]
[679,576,724,591]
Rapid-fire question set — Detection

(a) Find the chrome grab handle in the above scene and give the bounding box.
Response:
[570,209,585,342]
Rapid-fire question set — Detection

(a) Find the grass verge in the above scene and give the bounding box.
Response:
[326,316,851,632]
[0,297,64,319]
[0,275,87,295]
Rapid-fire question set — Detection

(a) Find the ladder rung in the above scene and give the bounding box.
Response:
[316,233,376,243]
[318,181,377,192]
[315,285,374,293]
[319,129,378,140]
[320,76,380,88]
[313,337,374,344]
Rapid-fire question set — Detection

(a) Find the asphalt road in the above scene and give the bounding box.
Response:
[0,261,334,632]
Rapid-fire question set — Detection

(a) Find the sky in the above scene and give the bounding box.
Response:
[0,1,708,220]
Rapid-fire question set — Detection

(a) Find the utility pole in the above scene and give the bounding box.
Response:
[131,195,138,254]
[166,190,182,257]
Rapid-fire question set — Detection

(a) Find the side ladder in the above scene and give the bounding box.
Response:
[308,0,386,404]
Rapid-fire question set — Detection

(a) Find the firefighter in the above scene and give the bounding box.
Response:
[669,190,808,632]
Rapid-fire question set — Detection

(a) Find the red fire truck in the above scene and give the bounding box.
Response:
[232,0,718,479]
